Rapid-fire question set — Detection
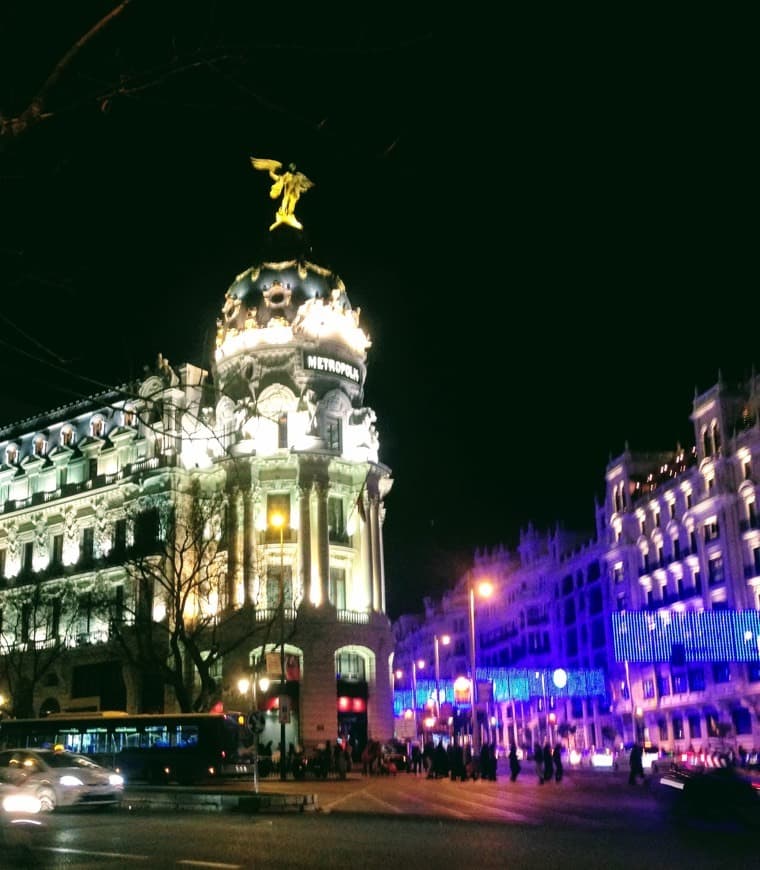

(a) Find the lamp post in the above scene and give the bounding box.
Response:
[270,511,287,781]
[411,659,425,742]
[468,577,493,756]
[433,634,450,720]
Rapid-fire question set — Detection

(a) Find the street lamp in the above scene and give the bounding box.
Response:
[269,510,287,781]
[412,659,425,742]
[468,577,493,756]
[433,634,450,720]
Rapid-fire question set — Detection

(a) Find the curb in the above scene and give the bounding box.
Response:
[122,790,319,814]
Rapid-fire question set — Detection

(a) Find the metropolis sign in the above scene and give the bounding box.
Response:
[304,353,360,383]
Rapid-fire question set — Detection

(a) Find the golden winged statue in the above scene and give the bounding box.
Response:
[251,157,314,231]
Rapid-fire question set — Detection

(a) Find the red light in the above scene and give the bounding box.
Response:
[351,698,365,713]
[338,697,350,711]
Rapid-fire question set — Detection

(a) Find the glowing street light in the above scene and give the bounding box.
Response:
[269,510,288,781]
[469,577,493,756]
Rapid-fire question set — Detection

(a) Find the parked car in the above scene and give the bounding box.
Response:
[613,743,664,773]
[0,748,124,812]
[381,741,409,773]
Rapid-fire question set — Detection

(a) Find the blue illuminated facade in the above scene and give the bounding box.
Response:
[394,372,760,752]
[613,611,760,663]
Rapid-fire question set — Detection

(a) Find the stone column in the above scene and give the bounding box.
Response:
[358,489,373,611]
[228,488,243,607]
[298,482,312,605]
[314,479,330,606]
[243,487,255,606]
[369,496,382,612]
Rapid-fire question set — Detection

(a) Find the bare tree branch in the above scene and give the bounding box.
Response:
[0,1,132,139]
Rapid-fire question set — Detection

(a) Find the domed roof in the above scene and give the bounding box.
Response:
[214,228,370,366]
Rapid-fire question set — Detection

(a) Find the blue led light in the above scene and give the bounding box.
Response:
[612,610,760,662]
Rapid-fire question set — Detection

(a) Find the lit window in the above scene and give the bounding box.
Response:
[33,436,46,457]
[91,418,105,438]
[61,427,75,447]
[123,407,136,427]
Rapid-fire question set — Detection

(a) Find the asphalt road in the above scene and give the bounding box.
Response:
[2,768,757,869]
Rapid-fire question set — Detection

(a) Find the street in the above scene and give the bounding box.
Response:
[3,767,757,868]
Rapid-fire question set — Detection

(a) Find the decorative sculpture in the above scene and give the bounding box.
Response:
[251,158,314,231]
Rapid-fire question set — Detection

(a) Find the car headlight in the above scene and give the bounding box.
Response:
[109,773,124,786]
[59,775,85,787]
[2,793,42,814]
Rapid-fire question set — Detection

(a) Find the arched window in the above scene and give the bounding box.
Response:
[61,426,75,447]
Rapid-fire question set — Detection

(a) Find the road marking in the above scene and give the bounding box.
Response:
[40,846,151,860]
[177,862,243,868]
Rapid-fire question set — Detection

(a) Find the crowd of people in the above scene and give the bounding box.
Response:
[403,738,565,784]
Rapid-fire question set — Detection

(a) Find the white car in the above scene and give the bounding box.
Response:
[0,748,124,812]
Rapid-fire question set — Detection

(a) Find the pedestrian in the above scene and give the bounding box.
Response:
[628,740,645,785]
[411,743,423,774]
[552,743,563,782]
[543,741,554,784]
[534,742,544,784]
[509,743,521,782]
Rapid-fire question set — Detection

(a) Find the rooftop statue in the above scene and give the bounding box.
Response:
[251,158,314,231]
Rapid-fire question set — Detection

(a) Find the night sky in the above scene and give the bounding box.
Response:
[1,5,756,618]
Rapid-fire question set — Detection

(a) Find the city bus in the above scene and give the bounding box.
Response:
[0,711,253,785]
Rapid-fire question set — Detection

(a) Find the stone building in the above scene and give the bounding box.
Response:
[0,209,395,757]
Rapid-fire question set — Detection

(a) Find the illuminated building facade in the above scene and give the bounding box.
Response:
[395,373,760,753]
[0,215,395,756]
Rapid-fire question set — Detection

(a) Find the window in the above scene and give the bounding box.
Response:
[329,566,346,610]
[673,673,687,694]
[61,426,75,447]
[5,445,18,465]
[591,619,605,648]
[687,666,705,692]
[686,491,693,509]
[689,529,697,551]
[654,510,661,528]
[266,564,292,609]
[639,518,646,536]
[704,519,720,542]
[616,593,626,611]
[669,502,676,519]
[688,714,702,739]
[589,587,603,614]
[748,661,760,683]
[91,417,105,438]
[113,519,127,555]
[562,574,573,595]
[33,436,46,457]
[325,418,341,451]
[744,460,752,481]
[642,679,655,700]
[712,662,730,684]
[335,651,365,682]
[672,538,681,560]
[672,716,684,740]
[657,674,671,696]
[21,541,34,572]
[327,496,346,542]
[81,527,95,560]
[267,493,290,529]
[658,719,668,741]
[51,534,63,568]
[0,548,6,577]
[563,599,575,625]
[612,565,624,585]
[123,407,136,427]
[277,414,288,449]
[708,555,724,586]
[565,628,578,657]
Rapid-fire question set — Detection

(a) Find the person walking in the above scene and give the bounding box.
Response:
[543,741,554,784]
[552,743,564,782]
[534,742,544,784]
[628,740,645,785]
[508,743,521,782]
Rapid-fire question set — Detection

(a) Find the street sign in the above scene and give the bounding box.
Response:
[278,695,291,724]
